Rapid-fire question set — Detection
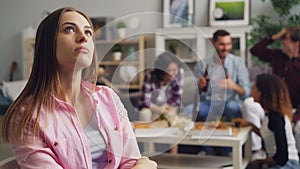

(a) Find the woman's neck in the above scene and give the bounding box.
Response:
[59,72,82,106]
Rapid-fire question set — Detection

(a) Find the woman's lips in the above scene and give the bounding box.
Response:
[75,46,89,53]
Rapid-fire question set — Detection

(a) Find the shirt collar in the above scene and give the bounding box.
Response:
[52,81,99,110]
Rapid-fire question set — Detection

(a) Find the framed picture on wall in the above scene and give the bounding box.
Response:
[209,0,249,26]
[163,0,194,28]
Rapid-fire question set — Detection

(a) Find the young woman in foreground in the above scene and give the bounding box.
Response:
[2,7,156,169]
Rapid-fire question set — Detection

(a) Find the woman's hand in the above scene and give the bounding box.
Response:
[150,103,169,115]
[131,156,157,169]
[232,118,251,127]
[239,119,252,127]
[234,118,262,136]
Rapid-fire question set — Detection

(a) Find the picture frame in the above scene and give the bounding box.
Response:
[209,0,249,27]
[163,0,194,28]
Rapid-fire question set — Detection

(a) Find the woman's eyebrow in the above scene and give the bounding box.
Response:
[62,22,76,26]
[62,22,92,29]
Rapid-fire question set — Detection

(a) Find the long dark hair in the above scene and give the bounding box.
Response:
[151,52,181,82]
[2,7,98,142]
[256,74,292,119]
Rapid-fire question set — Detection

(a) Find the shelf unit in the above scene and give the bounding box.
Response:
[96,35,147,91]
[155,26,252,67]
[24,38,35,79]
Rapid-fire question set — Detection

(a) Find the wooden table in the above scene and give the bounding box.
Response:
[136,126,252,169]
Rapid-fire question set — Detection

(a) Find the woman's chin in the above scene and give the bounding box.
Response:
[75,57,93,69]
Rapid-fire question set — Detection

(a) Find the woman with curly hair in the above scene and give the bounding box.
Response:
[241,74,299,169]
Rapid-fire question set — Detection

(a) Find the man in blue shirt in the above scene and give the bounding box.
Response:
[186,29,250,122]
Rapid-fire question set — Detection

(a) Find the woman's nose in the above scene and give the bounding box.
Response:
[77,31,88,43]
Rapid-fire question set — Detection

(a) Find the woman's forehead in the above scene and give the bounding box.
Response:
[59,11,91,27]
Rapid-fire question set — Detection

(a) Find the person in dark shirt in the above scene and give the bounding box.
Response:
[250,26,300,123]
[241,74,299,169]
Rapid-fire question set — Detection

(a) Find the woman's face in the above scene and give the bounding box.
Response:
[251,81,261,103]
[56,11,94,71]
[165,62,179,81]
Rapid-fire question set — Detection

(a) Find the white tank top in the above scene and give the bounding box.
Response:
[84,113,108,169]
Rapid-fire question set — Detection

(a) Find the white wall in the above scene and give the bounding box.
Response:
[0,0,299,81]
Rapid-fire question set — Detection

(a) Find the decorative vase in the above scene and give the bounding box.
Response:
[127,47,136,61]
[113,52,122,61]
[117,28,126,39]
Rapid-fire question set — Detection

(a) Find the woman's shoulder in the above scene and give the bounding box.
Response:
[141,69,157,85]
[82,81,115,95]
[95,85,117,96]
[267,111,285,121]
[9,96,44,123]
[267,112,285,129]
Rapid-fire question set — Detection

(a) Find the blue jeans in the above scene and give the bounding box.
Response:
[182,100,242,122]
[198,100,241,122]
[268,159,300,169]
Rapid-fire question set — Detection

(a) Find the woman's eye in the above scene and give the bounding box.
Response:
[65,26,75,33]
[85,30,93,36]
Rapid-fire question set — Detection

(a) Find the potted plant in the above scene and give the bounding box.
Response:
[111,43,123,61]
[116,21,127,39]
[168,42,178,55]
